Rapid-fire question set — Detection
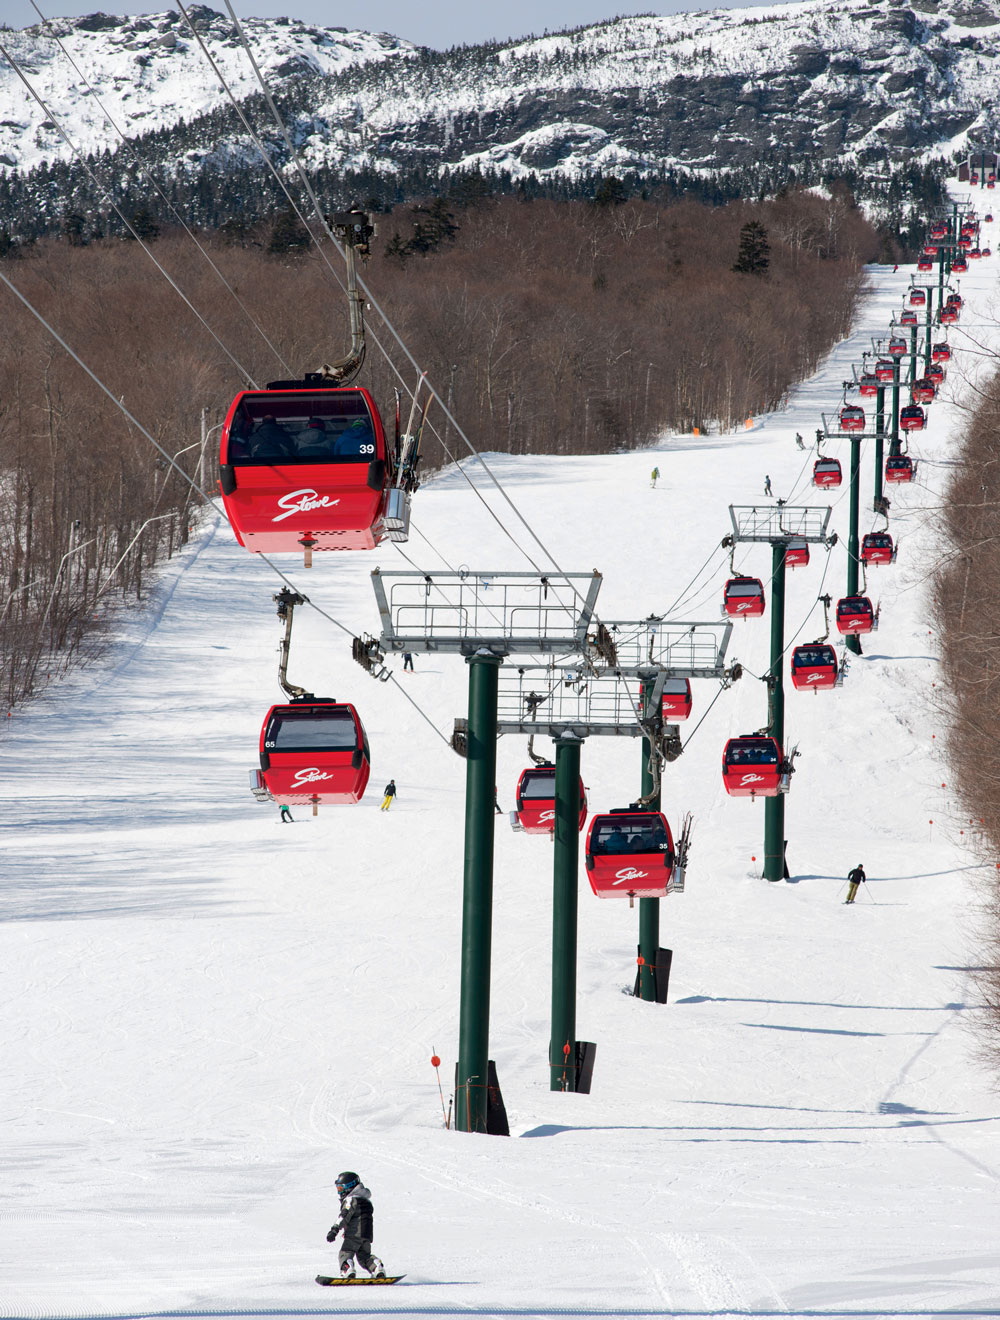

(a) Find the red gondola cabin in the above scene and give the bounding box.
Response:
[813,457,843,488]
[255,701,370,806]
[912,379,936,404]
[909,289,927,306]
[927,363,945,384]
[930,223,947,239]
[888,336,908,357]
[722,736,786,798]
[219,386,400,554]
[858,373,879,396]
[940,306,959,325]
[511,765,587,835]
[900,309,918,327]
[584,810,677,899]
[861,531,895,565]
[932,341,951,362]
[790,644,838,691]
[723,576,766,618]
[952,258,968,273]
[836,595,876,635]
[899,404,925,431]
[875,359,896,383]
[917,258,933,273]
[661,677,693,722]
[839,405,865,432]
[785,538,809,568]
[885,454,915,483]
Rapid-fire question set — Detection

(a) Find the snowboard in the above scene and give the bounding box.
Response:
[316,1274,404,1286]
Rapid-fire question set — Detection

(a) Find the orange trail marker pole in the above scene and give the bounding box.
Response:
[431,1052,448,1128]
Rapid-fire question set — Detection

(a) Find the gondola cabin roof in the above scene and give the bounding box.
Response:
[790,643,838,691]
[723,576,766,617]
[584,811,676,899]
[722,736,784,798]
[813,457,843,488]
[218,387,393,554]
[861,531,895,565]
[258,701,370,805]
[836,595,876,635]
[513,765,587,835]
[661,677,693,722]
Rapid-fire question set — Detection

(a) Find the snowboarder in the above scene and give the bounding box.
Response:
[279,804,293,823]
[795,432,805,450]
[845,863,866,904]
[402,652,414,672]
[650,466,660,488]
[764,474,773,496]
[380,779,397,811]
[326,1172,384,1280]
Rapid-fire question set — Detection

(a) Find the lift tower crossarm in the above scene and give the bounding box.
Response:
[370,569,603,656]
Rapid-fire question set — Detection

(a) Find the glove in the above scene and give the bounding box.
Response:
[326,1224,341,1243]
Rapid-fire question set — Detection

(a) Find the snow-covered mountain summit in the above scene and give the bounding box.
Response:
[3,0,1000,220]
[0,5,413,174]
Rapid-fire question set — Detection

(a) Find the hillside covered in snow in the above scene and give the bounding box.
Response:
[3,183,1000,1315]
[0,0,996,233]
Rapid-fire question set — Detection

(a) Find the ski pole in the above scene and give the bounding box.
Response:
[862,882,877,904]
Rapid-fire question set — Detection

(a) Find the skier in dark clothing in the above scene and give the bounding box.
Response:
[380,779,397,811]
[402,652,414,672]
[845,863,866,904]
[326,1172,384,1279]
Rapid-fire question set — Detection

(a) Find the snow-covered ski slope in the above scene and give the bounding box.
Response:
[5,196,1000,1318]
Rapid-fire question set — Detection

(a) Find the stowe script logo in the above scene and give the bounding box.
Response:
[739,772,766,784]
[273,489,340,523]
[291,766,335,786]
[613,867,648,884]
[538,809,555,823]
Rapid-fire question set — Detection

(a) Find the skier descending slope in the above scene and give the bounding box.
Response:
[325,1172,385,1279]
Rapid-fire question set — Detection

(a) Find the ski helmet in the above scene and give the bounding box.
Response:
[335,1171,360,1194]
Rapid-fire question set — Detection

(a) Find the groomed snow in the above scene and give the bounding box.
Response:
[3,188,1000,1317]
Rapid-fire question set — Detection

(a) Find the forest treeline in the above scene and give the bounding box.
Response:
[933,368,1000,1067]
[0,187,879,708]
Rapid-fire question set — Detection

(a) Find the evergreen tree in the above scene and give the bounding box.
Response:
[267,208,310,256]
[732,220,770,275]
[593,175,628,206]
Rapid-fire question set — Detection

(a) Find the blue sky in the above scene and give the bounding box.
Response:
[6,0,788,50]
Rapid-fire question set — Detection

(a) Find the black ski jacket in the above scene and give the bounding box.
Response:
[337,1184,374,1241]
[847,866,866,885]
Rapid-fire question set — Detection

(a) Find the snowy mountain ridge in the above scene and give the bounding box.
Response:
[3,0,1000,197]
